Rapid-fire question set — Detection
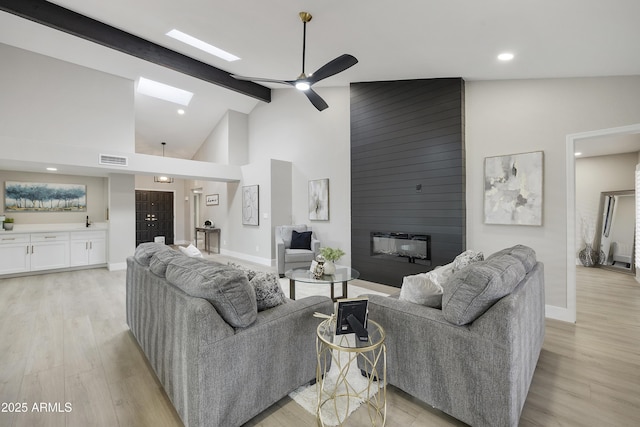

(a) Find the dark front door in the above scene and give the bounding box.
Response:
[135,190,174,246]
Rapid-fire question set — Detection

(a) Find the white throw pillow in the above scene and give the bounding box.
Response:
[399,271,444,308]
[179,244,203,258]
[452,250,484,272]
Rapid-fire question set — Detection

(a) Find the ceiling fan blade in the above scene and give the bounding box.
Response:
[308,54,358,84]
[231,75,294,86]
[304,88,329,111]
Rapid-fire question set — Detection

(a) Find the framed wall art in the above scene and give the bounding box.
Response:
[484,151,543,226]
[242,185,259,225]
[206,194,219,206]
[309,178,329,221]
[5,181,87,212]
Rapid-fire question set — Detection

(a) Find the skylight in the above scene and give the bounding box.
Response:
[136,77,193,106]
[166,29,240,62]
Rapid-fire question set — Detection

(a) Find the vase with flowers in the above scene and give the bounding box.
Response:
[318,247,345,275]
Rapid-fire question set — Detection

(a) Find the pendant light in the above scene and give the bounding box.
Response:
[154,142,174,183]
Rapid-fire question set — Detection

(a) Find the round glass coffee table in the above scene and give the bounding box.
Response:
[285,267,360,301]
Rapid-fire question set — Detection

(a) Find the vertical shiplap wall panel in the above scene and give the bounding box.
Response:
[350,78,466,286]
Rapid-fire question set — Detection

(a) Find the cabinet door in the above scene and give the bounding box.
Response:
[30,241,70,271]
[69,240,89,266]
[88,239,107,265]
[0,244,30,274]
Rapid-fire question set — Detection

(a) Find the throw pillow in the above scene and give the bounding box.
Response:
[452,249,484,272]
[249,272,288,311]
[442,254,526,325]
[290,230,312,250]
[179,244,203,258]
[227,262,258,281]
[399,272,443,308]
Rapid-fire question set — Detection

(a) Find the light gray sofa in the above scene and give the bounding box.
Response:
[275,224,321,276]
[362,245,545,427]
[126,243,333,427]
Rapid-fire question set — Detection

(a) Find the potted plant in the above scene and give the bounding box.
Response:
[3,217,14,231]
[319,247,345,275]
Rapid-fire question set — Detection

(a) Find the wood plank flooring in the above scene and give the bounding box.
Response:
[0,264,638,426]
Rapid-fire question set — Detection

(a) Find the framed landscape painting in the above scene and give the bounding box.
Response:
[5,181,87,212]
[484,151,543,226]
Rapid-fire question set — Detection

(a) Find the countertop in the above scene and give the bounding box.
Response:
[0,222,109,234]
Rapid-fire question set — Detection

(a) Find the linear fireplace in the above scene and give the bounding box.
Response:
[370,232,431,266]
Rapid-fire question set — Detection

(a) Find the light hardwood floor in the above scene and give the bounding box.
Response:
[0,264,638,426]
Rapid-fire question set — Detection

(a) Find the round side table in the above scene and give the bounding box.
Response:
[315,318,386,426]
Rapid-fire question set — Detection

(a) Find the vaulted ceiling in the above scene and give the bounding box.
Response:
[1,0,639,159]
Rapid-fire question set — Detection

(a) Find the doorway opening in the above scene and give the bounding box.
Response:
[135,190,175,246]
[566,123,640,323]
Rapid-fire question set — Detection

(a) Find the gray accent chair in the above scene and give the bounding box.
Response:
[275,224,320,277]
[126,243,333,427]
[361,245,545,427]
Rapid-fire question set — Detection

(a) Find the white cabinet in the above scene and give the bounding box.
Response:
[29,232,70,271]
[0,234,30,275]
[70,231,107,266]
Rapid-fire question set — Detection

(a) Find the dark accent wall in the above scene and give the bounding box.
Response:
[350,78,465,287]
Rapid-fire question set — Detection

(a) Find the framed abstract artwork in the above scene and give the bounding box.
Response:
[484,151,543,226]
[309,178,329,221]
[4,181,87,212]
[242,185,259,225]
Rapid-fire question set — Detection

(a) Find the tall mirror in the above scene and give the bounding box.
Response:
[594,189,636,274]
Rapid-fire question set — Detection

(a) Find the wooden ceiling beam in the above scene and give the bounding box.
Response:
[0,0,271,103]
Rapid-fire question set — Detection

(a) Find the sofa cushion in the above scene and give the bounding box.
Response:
[166,259,257,328]
[249,272,288,311]
[285,249,315,263]
[290,230,312,250]
[134,242,171,266]
[442,254,526,325]
[149,249,182,277]
[279,225,308,248]
[486,244,536,272]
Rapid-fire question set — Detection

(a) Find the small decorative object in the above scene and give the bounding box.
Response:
[579,243,599,267]
[204,220,214,228]
[3,217,14,231]
[309,178,329,221]
[319,247,345,275]
[484,151,543,226]
[313,255,325,279]
[242,185,259,225]
[206,194,219,206]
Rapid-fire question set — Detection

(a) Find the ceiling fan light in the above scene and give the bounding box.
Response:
[295,81,310,91]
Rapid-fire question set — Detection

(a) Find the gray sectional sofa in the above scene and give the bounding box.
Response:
[126,243,333,427]
[363,245,545,427]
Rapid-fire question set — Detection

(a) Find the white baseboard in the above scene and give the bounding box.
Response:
[545,304,576,323]
[220,249,273,267]
[108,262,127,271]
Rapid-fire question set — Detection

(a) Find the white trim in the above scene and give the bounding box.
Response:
[545,304,575,323]
[566,123,640,324]
[220,248,272,266]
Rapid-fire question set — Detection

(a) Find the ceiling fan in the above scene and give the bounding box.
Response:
[232,12,358,111]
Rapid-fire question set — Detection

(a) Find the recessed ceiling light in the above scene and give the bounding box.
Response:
[166,29,240,62]
[136,77,193,106]
[46,167,58,171]
[497,52,514,61]
[177,109,185,115]
[575,152,583,156]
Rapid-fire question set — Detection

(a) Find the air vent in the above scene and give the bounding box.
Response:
[99,154,128,166]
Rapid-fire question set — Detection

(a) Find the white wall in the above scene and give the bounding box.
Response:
[107,173,135,270]
[0,43,134,153]
[466,76,640,311]
[248,87,352,263]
